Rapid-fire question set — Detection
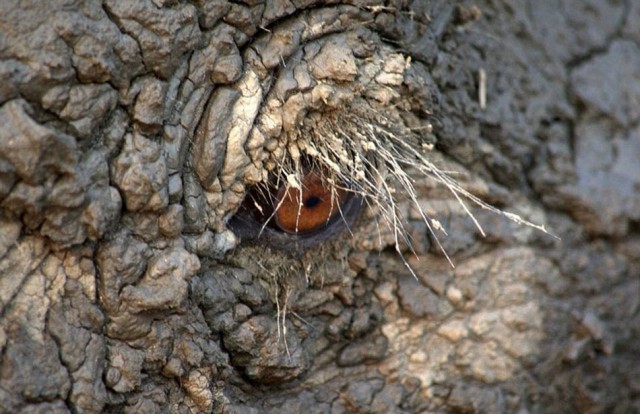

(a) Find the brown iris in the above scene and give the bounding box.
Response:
[275,172,346,234]
[229,166,361,250]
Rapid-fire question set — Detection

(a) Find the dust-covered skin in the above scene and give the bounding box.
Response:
[1,0,639,413]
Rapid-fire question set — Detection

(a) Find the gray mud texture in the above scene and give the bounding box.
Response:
[1,0,639,413]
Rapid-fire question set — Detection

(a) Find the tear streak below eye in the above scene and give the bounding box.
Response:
[275,172,346,234]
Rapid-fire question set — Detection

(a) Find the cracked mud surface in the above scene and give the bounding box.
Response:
[1,0,639,413]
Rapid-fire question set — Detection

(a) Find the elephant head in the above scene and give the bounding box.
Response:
[0,0,638,413]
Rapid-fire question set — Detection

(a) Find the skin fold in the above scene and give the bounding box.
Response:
[0,0,639,413]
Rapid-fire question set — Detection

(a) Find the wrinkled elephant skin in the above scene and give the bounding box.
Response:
[0,1,639,413]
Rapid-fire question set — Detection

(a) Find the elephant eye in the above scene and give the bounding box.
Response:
[229,167,361,250]
[274,171,346,234]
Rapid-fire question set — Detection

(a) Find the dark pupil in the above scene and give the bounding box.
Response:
[304,195,321,208]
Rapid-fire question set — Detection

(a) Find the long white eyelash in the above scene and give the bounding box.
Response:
[263,102,556,275]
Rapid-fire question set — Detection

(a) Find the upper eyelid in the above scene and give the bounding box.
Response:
[192,21,389,220]
[218,29,427,251]
[194,28,400,226]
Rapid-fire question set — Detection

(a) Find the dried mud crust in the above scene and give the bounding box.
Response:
[0,0,639,413]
